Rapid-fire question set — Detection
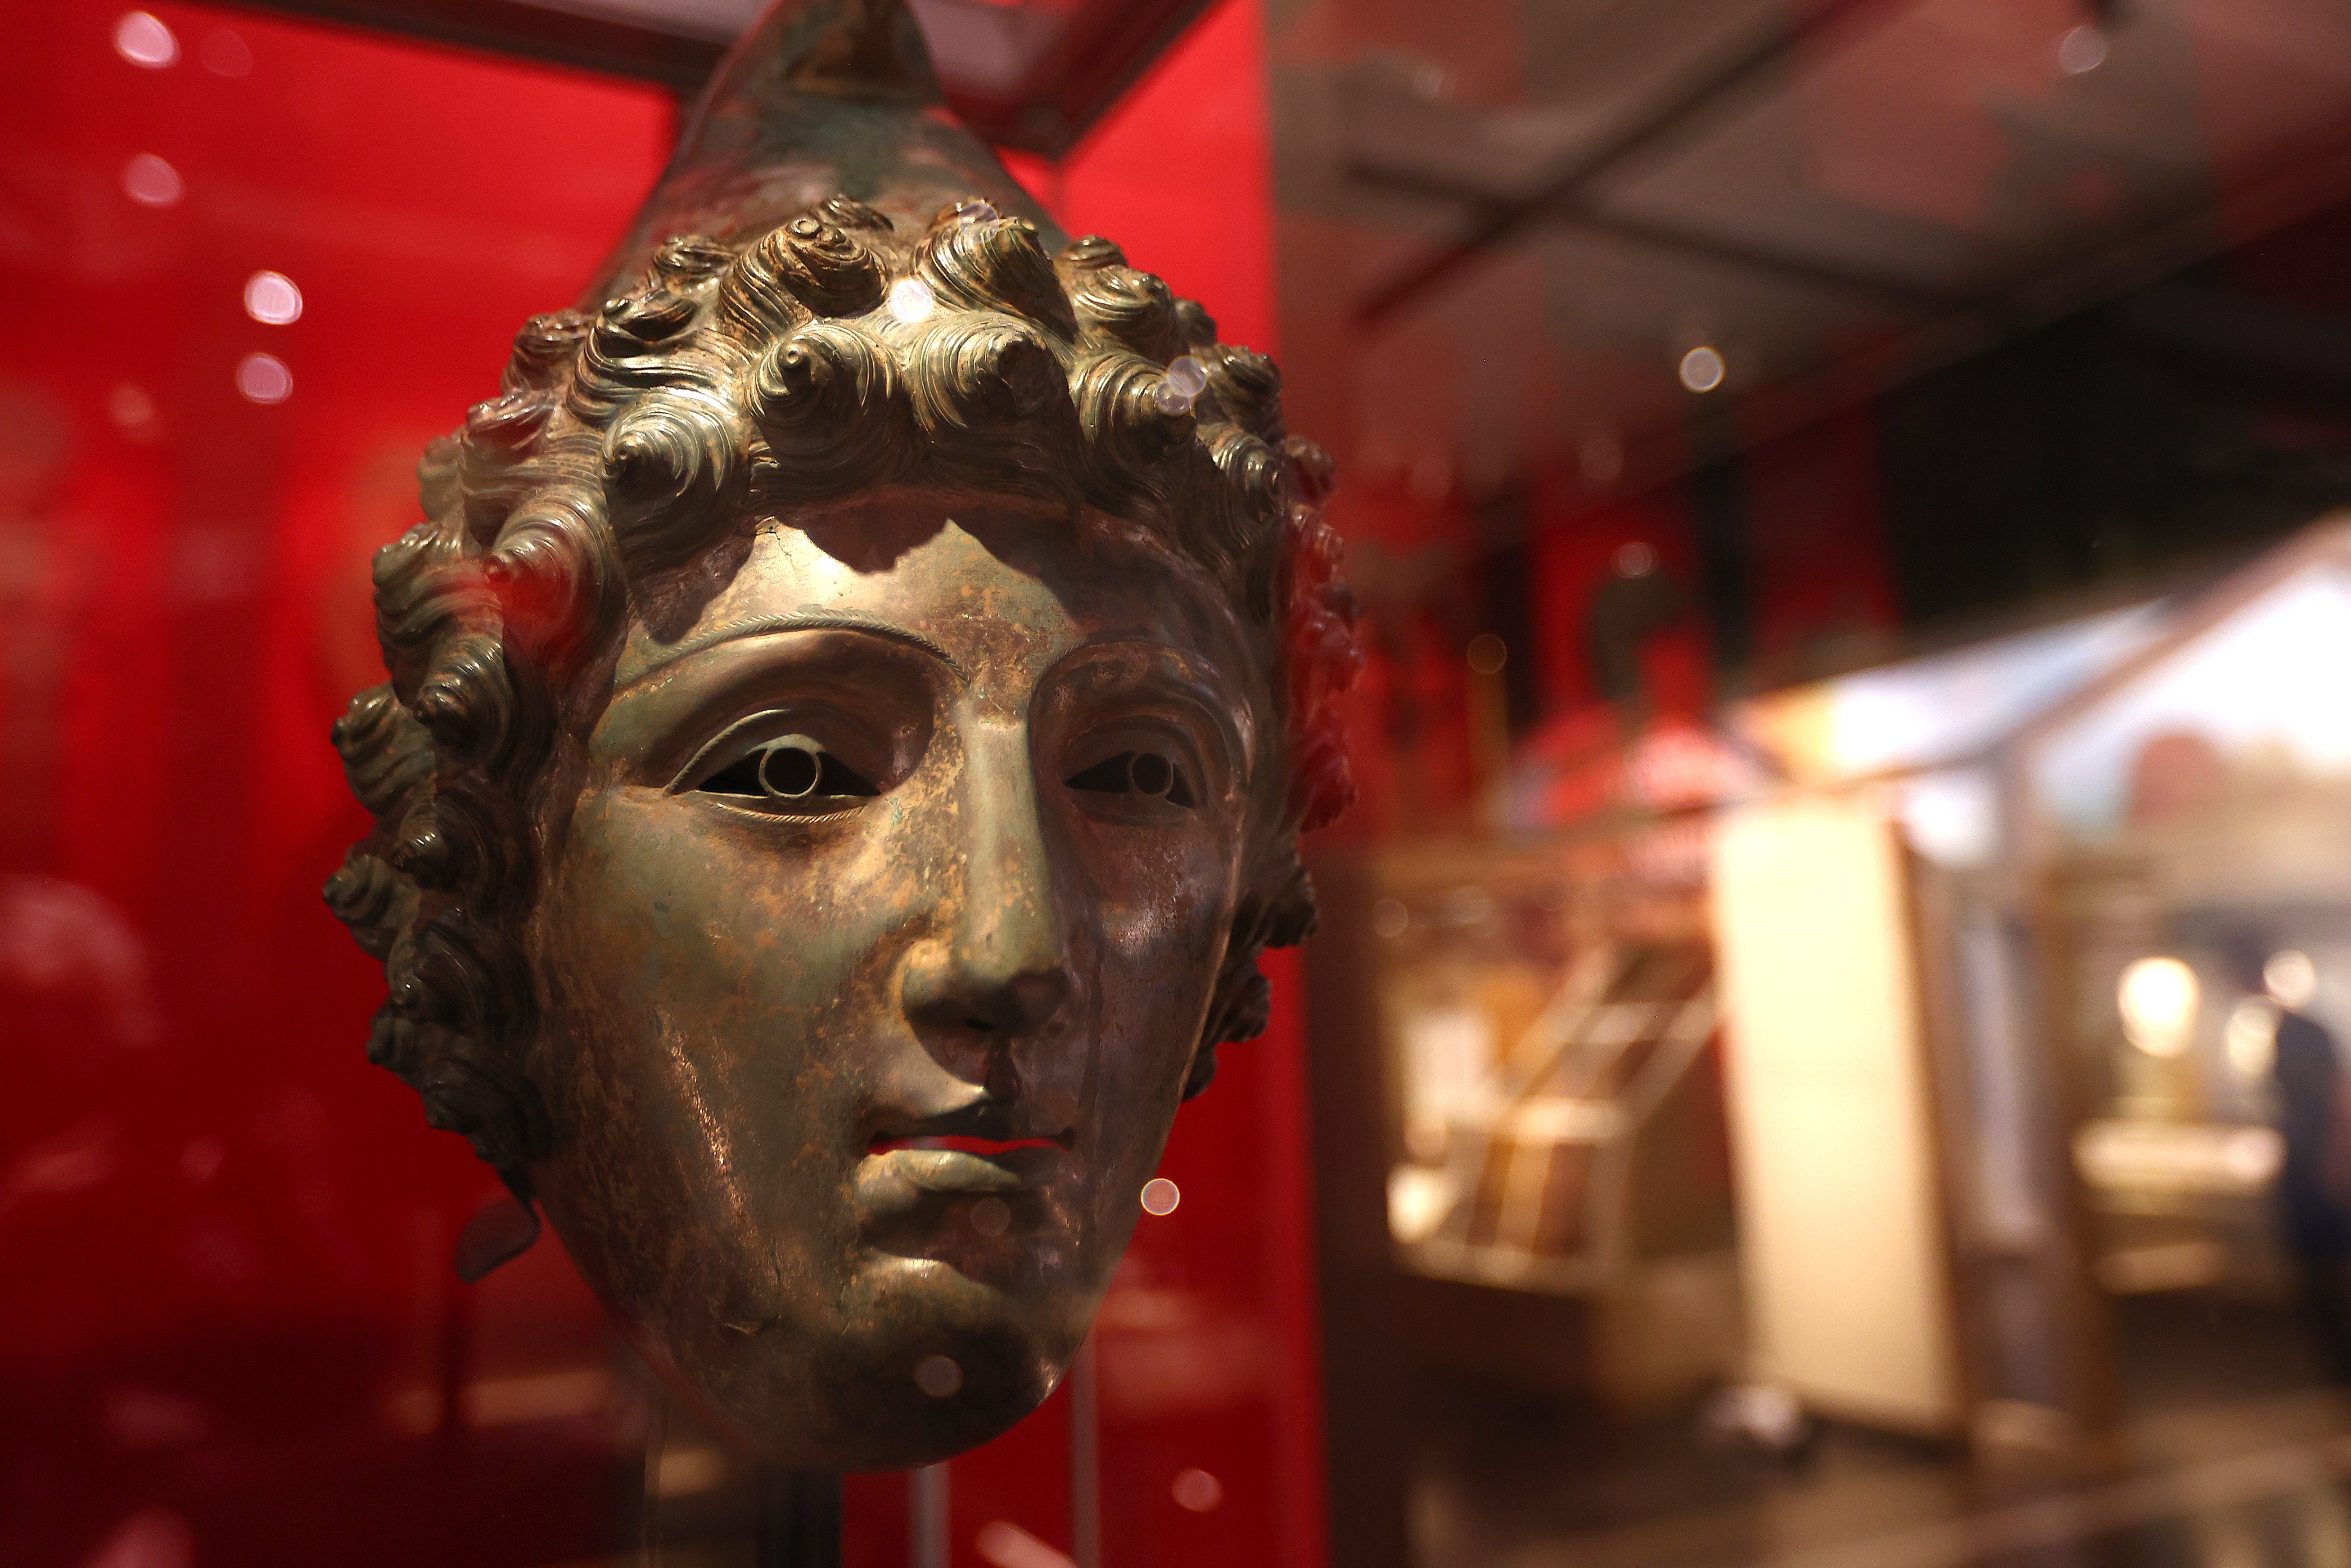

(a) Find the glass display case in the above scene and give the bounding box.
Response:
[1340,726,1745,1410]
[2038,544,2351,1307]
[1715,520,2351,1448]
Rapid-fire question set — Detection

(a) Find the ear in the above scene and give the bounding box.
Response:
[1183,962,1271,1100]
[453,1170,542,1281]
[1181,852,1320,1100]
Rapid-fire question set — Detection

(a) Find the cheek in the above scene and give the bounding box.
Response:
[1060,825,1240,1116]
[529,792,908,1244]
[1080,826,1238,973]
[1090,873,1230,999]
[545,787,902,1052]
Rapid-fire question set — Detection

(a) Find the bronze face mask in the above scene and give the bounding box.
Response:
[323,0,1359,1470]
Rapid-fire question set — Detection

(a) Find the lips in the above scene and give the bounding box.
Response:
[866,1132,1066,1195]
[866,1096,1074,1160]
[860,1112,1072,1203]
[869,1134,1063,1157]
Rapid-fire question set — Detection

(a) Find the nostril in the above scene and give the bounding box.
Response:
[902,957,1074,1039]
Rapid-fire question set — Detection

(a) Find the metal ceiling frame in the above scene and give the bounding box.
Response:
[1325,0,2351,572]
[220,0,1217,156]
[221,0,727,90]
[1349,0,1920,326]
[1425,100,2351,566]
[1343,159,1957,309]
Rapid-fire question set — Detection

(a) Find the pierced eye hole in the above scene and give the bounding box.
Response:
[1065,749,1196,809]
[698,738,879,802]
[763,744,819,798]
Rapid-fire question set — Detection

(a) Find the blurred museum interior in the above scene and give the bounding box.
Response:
[13,0,2351,1564]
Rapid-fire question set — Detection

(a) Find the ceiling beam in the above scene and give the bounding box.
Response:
[1344,158,1958,309]
[1444,110,2351,571]
[223,0,1217,156]
[222,0,723,91]
[1352,0,1921,327]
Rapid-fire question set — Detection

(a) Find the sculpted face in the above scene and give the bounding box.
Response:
[528,490,1259,1466]
[325,118,1360,1470]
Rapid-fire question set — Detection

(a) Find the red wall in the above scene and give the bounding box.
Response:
[0,2,1322,1564]
[955,9,1331,1562]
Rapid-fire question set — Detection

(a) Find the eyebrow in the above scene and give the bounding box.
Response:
[622,611,969,686]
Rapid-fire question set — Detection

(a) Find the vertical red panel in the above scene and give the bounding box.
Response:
[0,4,1322,1565]
[1736,406,1899,684]
[919,5,1329,1565]
[1078,4,1327,1553]
[1523,484,1712,717]
[1059,1,1276,351]
[0,7,673,1564]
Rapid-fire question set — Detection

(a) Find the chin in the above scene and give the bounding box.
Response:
[671,1259,1091,1470]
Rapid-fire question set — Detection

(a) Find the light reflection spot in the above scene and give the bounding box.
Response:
[200,27,252,76]
[887,277,935,323]
[914,1354,963,1397]
[244,271,302,325]
[1140,1177,1180,1216]
[1679,345,1726,393]
[2118,955,2197,1058]
[114,11,178,68]
[1579,434,1624,487]
[2225,998,2279,1078]
[122,153,183,207]
[974,1520,1072,1568]
[107,383,157,434]
[2266,948,2318,1010]
[1171,1467,1223,1512]
[235,352,292,404]
[2058,24,2108,75]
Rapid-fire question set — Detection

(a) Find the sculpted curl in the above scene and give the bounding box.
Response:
[1062,243,1182,364]
[1069,350,1199,519]
[903,314,1081,501]
[749,322,913,498]
[326,201,1361,1194]
[917,212,1075,336]
[602,391,746,579]
[716,214,885,342]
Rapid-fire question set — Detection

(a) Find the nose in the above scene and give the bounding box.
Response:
[900,720,1074,1048]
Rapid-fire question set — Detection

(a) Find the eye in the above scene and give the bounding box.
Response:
[695,735,879,804]
[1065,749,1196,809]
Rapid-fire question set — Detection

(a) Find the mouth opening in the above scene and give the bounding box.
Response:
[868,1132,1070,1157]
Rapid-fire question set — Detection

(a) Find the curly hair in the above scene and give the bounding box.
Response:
[324,196,1360,1193]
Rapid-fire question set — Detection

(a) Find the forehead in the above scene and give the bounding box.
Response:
[615,489,1257,690]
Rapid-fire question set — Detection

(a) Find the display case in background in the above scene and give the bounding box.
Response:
[1312,721,1748,1413]
[1725,518,2351,1452]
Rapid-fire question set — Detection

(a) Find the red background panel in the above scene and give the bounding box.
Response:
[0,1,1323,1564]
